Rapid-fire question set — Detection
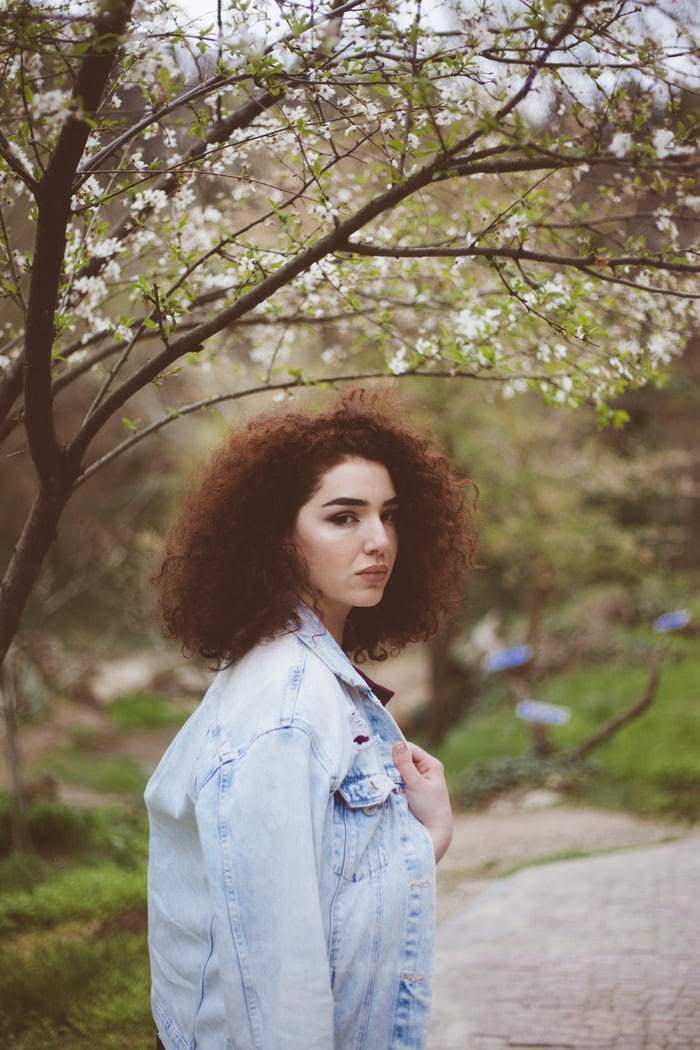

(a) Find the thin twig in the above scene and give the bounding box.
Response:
[576,649,665,761]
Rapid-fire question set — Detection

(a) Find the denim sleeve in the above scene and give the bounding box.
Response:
[195,725,336,1049]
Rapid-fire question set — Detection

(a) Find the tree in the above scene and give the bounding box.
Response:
[403,372,695,745]
[1,0,699,687]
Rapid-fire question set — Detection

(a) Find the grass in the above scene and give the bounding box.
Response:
[437,645,700,822]
[1,926,153,1048]
[541,656,700,819]
[0,801,153,1048]
[105,691,192,731]
[28,748,149,796]
[0,863,147,932]
[0,690,175,1047]
[23,691,189,801]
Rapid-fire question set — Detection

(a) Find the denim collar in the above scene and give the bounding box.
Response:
[293,604,394,705]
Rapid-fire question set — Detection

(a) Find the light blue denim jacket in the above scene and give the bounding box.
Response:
[145,606,436,1050]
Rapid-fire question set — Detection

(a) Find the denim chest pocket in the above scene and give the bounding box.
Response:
[332,744,399,883]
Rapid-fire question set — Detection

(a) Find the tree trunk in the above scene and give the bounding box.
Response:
[1,648,32,853]
[0,483,74,668]
[426,621,474,747]
[0,482,75,849]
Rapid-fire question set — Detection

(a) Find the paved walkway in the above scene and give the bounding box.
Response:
[429,833,700,1050]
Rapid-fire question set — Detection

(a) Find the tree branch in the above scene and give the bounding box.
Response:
[69,0,371,286]
[0,358,23,434]
[67,148,462,462]
[74,367,529,486]
[23,0,135,484]
[339,240,700,279]
[77,0,367,181]
[575,651,664,760]
[63,1,687,469]
[0,128,37,192]
[434,0,591,168]
[0,208,28,320]
[73,85,280,289]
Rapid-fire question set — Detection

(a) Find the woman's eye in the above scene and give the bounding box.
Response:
[382,510,399,524]
[330,513,357,526]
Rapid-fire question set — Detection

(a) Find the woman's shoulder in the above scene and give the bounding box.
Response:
[211,629,353,749]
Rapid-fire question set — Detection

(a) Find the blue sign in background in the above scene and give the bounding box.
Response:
[483,645,532,672]
[653,610,690,633]
[516,699,571,725]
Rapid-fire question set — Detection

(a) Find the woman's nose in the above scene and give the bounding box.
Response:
[363,518,389,553]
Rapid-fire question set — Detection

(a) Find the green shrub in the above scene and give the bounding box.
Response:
[0,798,148,865]
[29,750,149,796]
[461,753,593,807]
[0,927,151,1042]
[0,799,152,1044]
[0,798,94,859]
[0,851,48,894]
[0,862,146,932]
[0,934,105,1035]
[106,691,190,731]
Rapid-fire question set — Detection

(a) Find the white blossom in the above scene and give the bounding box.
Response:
[313,201,340,223]
[501,377,529,399]
[28,88,70,120]
[90,238,125,260]
[652,129,676,159]
[250,345,276,366]
[131,188,170,214]
[11,250,29,272]
[388,348,411,374]
[647,330,679,366]
[609,132,633,158]
[0,0,693,444]
[499,212,527,240]
[112,324,133,343]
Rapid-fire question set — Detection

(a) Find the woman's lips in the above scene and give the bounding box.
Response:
[357,566,388,580]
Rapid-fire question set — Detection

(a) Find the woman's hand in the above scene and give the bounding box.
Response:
[392,741,453,863]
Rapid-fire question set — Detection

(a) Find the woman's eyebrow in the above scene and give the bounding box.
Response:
[321,496,399,508]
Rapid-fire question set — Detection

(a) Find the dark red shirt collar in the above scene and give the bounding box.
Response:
[352,667,395,707]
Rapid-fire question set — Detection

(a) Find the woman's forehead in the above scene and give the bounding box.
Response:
[310,457,396,499]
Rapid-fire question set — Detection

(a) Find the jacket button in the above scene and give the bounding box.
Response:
[363,804,378,815]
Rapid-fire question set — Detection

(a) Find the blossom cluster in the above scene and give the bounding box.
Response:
[0,0,697,431]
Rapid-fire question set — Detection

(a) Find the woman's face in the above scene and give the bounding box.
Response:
[291,457,399,643]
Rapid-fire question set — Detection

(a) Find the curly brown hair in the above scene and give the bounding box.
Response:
[155,389,476,665]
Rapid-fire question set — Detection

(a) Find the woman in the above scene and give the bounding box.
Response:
[146,389,475,1050]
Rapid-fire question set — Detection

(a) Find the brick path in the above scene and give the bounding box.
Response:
[429,833,700,1050]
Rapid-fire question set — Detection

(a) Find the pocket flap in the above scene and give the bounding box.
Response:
[337,770,397,808]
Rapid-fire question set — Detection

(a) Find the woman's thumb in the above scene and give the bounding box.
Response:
[392,741,415,778]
